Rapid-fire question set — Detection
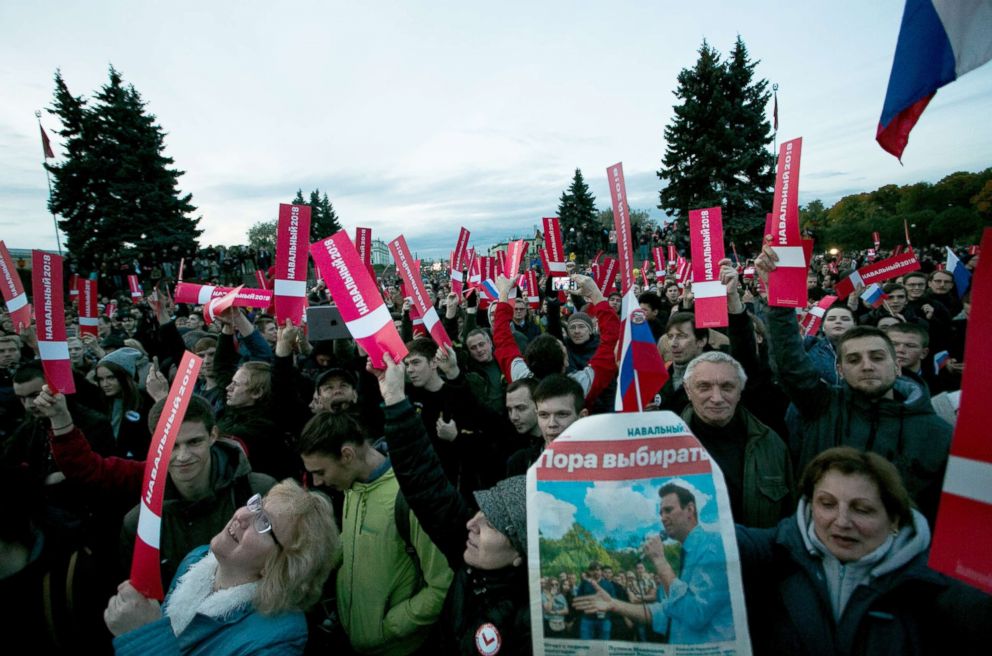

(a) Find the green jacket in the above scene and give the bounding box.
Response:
[766,306,951,525]
[338,465,453,655]
[681,405,793,528]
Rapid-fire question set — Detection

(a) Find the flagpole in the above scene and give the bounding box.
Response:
[771,83,779,157]
[36,111,63,256]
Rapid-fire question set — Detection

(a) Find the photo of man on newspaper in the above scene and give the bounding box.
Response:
[572,479,734,644]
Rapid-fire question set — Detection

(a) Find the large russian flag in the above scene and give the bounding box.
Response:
[877,0,992,160]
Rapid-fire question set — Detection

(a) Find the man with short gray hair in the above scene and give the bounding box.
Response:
[680,351,792,527]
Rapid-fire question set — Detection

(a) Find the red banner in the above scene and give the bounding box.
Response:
[872,231,881,249]
[128,274,143,302]
[254,269,269,290]
[800,295,838,338]
[106,300,117,318]
[607,162,635,295]
[68,273,80,301]
[767,138,806,308]
[640,261,650,288]
[31,251,74,394]
[929,227,992,594]
[652,246,666,281]
[505,240,526,279]
[274,203,311,324]
[388,235,452,351]
[130,352,202,600]
[0,241,31,332]
[450,227,470,295]
[522,270,540,309]
[667,244,677,267]
[174,282,273,308]
[355,226,375,282]
[833,250,921,300]
[495,250,506,277]
[594,257,618,295]
[689,207,728,328]
[79,279,99,337]
[542,217,567,276]
[203,285,243,325]
[310,231,408,367]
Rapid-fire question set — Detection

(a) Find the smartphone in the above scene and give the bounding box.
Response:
[551,278,576,292]
[305,305,352,341]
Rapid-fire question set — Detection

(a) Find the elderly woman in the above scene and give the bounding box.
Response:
[737,447,990,655]
[104,479,340,655]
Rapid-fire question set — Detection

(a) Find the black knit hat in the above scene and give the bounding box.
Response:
[473,475,528,556]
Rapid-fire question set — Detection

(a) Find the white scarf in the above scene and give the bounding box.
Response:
[164,552,259,636]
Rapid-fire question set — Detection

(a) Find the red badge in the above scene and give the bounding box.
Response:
[474,622,501,655]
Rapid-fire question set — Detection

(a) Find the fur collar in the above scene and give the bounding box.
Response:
[164,551,258,636]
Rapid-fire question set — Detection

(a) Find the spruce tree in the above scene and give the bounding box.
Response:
[658,38,774,247]
[47,67,200,273]
[557,169,598,259]
[289,188,342,242]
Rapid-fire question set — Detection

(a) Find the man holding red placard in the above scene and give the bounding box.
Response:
[756,238,951,526]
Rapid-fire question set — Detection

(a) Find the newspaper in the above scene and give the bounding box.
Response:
[527,411,751,655]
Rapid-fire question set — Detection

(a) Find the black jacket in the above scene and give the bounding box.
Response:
[384,399,532,655]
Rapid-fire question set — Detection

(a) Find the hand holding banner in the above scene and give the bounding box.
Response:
[449,227,471,296]
[130,352,202,600]
[767,138,807,308]
[32,251,74,394]
[389,236,452,351]
[689,207,728,328]
[0,241,31,332]
[203,285,244,326]
[274,203,311,324]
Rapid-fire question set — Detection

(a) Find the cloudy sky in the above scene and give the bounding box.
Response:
[2,1,990,257]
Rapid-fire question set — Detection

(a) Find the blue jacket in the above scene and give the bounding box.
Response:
[113,546,307,656]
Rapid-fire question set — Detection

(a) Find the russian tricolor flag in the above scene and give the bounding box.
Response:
[615,298,669,412]
[877,0,992,160]
[933,349,950,375]
[860,283,888,309]
[945,246,973,298]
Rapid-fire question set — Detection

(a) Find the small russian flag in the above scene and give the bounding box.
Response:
[933,350,950,375]
[480,279,499,301]
[945,247,972,298]
[860,283,888,309]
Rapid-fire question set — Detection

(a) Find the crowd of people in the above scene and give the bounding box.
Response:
[0,230,989,654]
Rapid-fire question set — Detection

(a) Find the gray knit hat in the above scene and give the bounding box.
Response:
[473,475,528,556]
[566,311,594,332]
[98,347,145,379]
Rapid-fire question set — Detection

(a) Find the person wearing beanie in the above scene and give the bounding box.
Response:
[94,347,152,458]
[375,353,532,655]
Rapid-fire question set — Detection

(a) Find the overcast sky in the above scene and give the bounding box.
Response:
[2,1,990,257]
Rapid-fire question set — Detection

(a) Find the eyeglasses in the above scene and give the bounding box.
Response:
[246,493,281,548]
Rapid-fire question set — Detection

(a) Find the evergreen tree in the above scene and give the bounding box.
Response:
[557,169,598,259]
[658,38,774,248]
[289,188,342,242]
[47,67,200,273]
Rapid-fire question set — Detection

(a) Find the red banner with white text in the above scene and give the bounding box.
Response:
[767,138,807,308]
[355,227,375,282]
[128,274,143,302]
[175,282,273,308]
[274,203,311,324]
[833,251,921,300]
[32,251,73,394]
[542,217,568,276]
[929,227,992,594]
[689,207,728,328]
[652,246,666,281]
[450,227,470,295]
[0,241,31,332]
[79,279,99,337]
[389,236,452,351]
[311,231,408,367]
[131,352,202,600]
